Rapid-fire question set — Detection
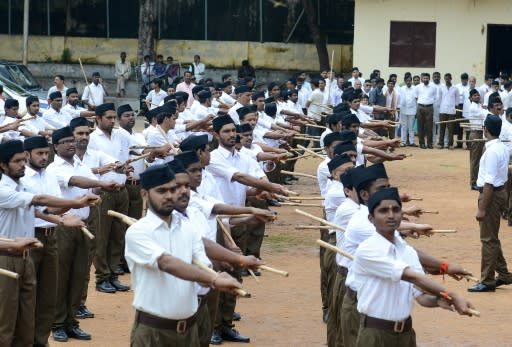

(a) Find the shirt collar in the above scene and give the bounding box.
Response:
[24,165,44,178]
[373,229,407,255]
[217,145,238,159]
[145,209,175,230]
[0,174,19,189]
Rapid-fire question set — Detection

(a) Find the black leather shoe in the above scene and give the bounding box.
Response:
[221,328,250,343]
[211,330,223,345]
[232,311,242,321]
[420,144,427,149]
[96,280,116,293]
[290,175,299,181]
[427,144,433,149]
[114,265,125,275]
[252,270,261,276]
[121,262,131,274]
[110,279,130,291]
[53,327,68,342]
[76,304,94,319]
[267,199,281,207]
[322,307,328,323]
[468,283,495,292]
[67,326,92,340]
[240,269,249,277]
[496,278,512,287]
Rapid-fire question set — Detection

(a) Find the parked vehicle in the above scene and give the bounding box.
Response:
[0,75,48,115]
[0,60,47,100]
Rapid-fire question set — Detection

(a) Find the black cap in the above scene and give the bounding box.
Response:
[236,106,254,118]
[175,151,200,168]
[180,134,209,152]
[340,169,354,189]
[251,91,265,100]
[340,130,357,142]
[198,90,212,100]
[237,123,253,133]
[323,132,344,147]
[192,85,205,95]
[117,104,133,116]
[342,114,361,128]
[167,159,187,174]
[334,141,357,156]
[69,117,89,131]
[234,86,250,94]
[484,114,502,136]
[52,126,74,144]
[327,113,342,125]
[333,103,350,113]
[24,136,49,151]
[327,155,353,173]
[174,91,189,101]
[140,164,176,190]
[145,108,159,122]
[49,91,62,100]
[469,89,480,97]
[0,140,24,163]
[25,95,39,106]
[4,99,19,108]
[66,87,78,96]
[368,187,401,215]
[95,103,116,116]
[351,165,378,191]
[213,115,235,132]
[366,163,388,179]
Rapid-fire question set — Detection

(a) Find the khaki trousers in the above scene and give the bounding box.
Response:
[126,183,143,219]
[81,206,99,305]
[341,291,360,347]
[356,325,416,347]
[116,76,126,93]
[0,254,36,347]
[327,269,347,347]
[32,229,58,345]
[196,299,211,347]
[479,189,512,285]
[416,105,433,146]
[215,225,244,332]
[94,188,129,282]
[469,131,484,186]
[244,197,267,258]
[130,317,200,347]
[438,113,456,147]
[54,225,89,329]
[319,218,331,308]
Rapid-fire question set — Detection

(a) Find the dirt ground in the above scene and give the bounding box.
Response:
[51,145,512,347]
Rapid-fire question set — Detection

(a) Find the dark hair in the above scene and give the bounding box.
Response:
[485,74,493,80]
[433,71,441,76]
[265,103,277,117]
[157,111,175,124]
[153,79,162,88]
[156,54,163,59]
[421,73,430,78]
[356,179,374,205]
[55,74,65,81]
[144,55,150,60]
[444,73,452,79]
[221,74,231,81]
[461,72,469,80]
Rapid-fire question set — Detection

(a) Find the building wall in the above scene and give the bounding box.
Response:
[353,0,512,82]
[1,35,353,72]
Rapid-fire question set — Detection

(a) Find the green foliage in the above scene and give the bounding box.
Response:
[61,48,72,63]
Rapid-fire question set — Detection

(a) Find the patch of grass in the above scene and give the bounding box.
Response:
[264,234,312,253]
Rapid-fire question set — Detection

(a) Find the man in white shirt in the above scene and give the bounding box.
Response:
[87,103,132,294]
[125,163,242,346]
[415,73,437,149]
[82,72,108,109]
[140,55,154,87]
[399,75,417,146]
[228,86,252,125]
[145,80,167,110]
[114,52,131,97]
[0,139,98,346]
[467,89,487,190]
[438,73,460,149]
[20,96,51,138]
[455,73,470,147]
[353,188,474,345]
[431,72,442,145]
[189,54,206,82]
[469,115,512,292]
[42,91,71,129]
[348,67,365,86]
[61,88,96,121]
[47,75,68,106]
[479,74,493,100]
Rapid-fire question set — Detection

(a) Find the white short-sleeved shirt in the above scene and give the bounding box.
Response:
[21,166,62,228]
[42,107,72,128]
[477,139,509,188]
[61,103,87,120]
[228,103,243,125]
[146,89,167,110]
[0,174,35,238]
[198,169,223,202]
[125,209,209,319]
[82,83,106,106]
[145,126,178,164]
[307,89,325,121]
[206,146,260,207]
[340,204,374,271]
[352,231,424,321]
[47,86,68,106]
[499,120,512,155]
[20,115,48,135]
[75,149,122,183]
[415,83,437,105]
[119,128,147,180]
[47,154,97,220]
[333,198,359,266]
[317,158,330,197]
[319,128,333,148]
[189,190,221,242]
[324,180,346,235]
[219,92,236,107]
[0,116,24,141]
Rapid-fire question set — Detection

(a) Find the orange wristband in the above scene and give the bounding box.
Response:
[439,291,451,300]
[239,255,244,268]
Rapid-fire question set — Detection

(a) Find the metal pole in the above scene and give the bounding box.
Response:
[285,8,304,43]
[22,0,29,65]
[259,0,263,42]
[106,0,110,38]
[158,0,161,40]
[8,0,11,35]
[47,0,50,35]
[204,0,207,40]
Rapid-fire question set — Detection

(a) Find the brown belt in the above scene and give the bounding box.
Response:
[126,179,141,186]
[363,315,412,333]
[478,185,505,193]
[337,265,348,276]
[35,227,55,236]
[136,310,197,333]
[346,287,357,301]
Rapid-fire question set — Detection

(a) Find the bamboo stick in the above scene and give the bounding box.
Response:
[280,170,317,179]
[294,209,345,231]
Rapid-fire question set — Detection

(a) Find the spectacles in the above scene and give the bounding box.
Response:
[57,139,75,145]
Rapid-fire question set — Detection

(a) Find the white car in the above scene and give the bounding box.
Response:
[0,77,48,116]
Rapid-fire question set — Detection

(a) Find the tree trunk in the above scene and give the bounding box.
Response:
[137,0,156,65]
[302,0,329,71]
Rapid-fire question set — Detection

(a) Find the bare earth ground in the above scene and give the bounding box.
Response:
[51,145,512,347]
